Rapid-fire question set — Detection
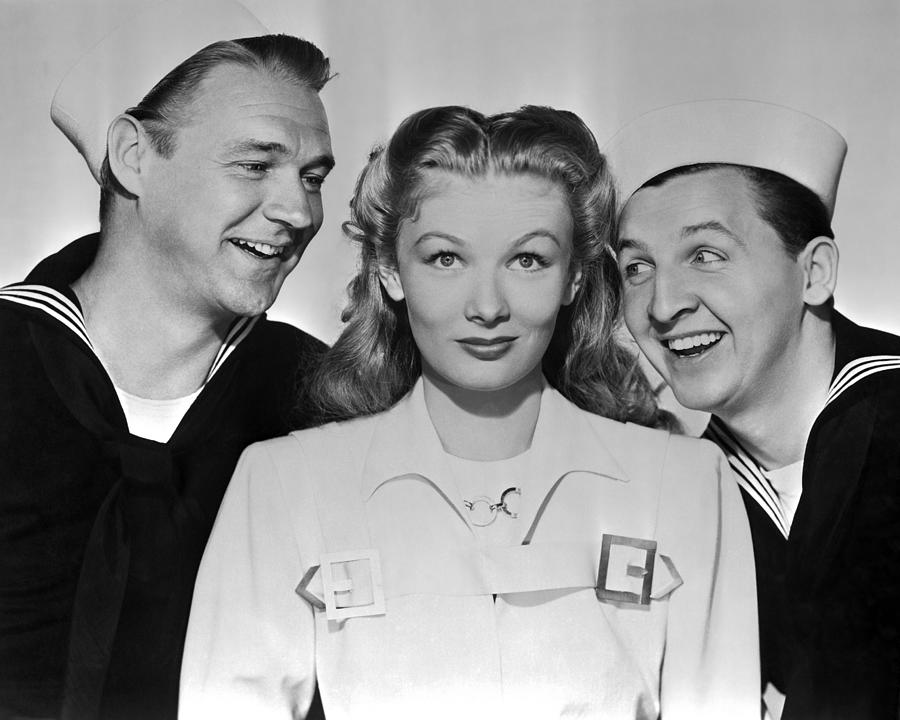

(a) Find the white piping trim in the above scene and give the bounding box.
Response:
[705,419,789,539]
[826,355,900,407]
[0,284,93,349]
[706,353,900,539]
[1,283,260,384]
[207,315,260,380]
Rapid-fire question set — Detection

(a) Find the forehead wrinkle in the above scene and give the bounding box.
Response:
[680,220,746,248]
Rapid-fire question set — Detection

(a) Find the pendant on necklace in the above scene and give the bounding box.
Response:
[464,486,521,527]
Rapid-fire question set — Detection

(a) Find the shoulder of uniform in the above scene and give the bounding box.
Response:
[252,318,328,353]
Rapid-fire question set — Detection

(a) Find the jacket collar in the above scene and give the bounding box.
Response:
[361,377,630,517]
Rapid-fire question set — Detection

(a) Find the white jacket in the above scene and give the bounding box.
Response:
[180,380,759,719]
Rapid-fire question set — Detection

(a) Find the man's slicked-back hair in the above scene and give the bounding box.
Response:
[99,34,332,221]
[639,163,834,258]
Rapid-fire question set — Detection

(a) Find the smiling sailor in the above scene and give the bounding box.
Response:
[0,2,334,718]
[606,99,900,720]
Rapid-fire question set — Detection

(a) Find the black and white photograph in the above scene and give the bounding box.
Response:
[2,1,899,719]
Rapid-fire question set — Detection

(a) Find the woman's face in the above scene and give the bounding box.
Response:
[379,170,581,393]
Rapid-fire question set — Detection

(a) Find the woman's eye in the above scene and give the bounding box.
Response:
[427,251,458,268]
[513,253,543,270]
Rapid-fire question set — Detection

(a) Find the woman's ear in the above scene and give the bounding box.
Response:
[800,236,839,307]
[376,256,405,302]
[106,114,148,197]
[562,263,584,306]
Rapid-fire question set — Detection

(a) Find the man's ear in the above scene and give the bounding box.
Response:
[800,236,839,307]
[562,263,584,306]
[106,114,149,197]
[376,256,405,302]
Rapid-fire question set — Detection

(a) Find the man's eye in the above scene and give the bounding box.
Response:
[622,260,651,277]
[693,249,725,264]
[303,174,326,192]
[238,162,268,174]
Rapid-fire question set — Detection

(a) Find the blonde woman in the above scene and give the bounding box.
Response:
[180,105,759,719]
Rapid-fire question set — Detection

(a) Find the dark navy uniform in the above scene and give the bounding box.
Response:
[0,234,326,720]
[707,311,900,720]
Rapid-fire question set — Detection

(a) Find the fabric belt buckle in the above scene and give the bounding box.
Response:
[296,549,386,621]
[595,533,657,606]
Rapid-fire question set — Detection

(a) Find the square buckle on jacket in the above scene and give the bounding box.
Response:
[295,549,386,621]
[595,534,657,606]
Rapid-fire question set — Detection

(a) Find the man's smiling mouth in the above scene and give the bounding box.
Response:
[230,238,286,259]
[665,332,723,357]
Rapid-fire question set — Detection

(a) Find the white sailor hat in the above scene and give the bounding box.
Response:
[51,0,268,184]
[603,99,848,221]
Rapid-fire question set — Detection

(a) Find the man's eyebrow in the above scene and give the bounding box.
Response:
[616,237,649,255]
[303,153,336,172]
[222,141,335,171]
[224,139,291,155]
[681,220,744,246]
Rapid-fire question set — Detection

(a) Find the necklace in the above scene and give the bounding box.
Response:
[464,486,521,527]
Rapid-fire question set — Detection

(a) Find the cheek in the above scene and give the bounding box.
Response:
[402,279,458,335]
[622,288,648,329]
[508,276,569,328]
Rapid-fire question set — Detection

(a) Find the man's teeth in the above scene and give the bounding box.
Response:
[667,332,723,352]
[233,239,282,257]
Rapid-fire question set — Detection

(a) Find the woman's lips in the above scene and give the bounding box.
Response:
[456,336,517,360]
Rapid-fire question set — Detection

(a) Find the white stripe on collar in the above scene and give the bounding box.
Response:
[705,419,789,539]
[0,284,93,349]
[826,355,900,407]
[706,353,900,539]
[207,315,259,380]
[0,282,259,384]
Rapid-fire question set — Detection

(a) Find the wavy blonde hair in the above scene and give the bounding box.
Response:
[306,105,670,429]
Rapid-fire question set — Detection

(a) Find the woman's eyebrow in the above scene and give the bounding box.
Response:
[512,230,561,248]
[413,231,465,247]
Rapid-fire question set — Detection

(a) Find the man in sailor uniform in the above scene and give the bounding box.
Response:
[606,99,900,719]
[0,2,333,718]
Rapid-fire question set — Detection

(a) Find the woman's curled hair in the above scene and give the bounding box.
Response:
[304,105,671,429]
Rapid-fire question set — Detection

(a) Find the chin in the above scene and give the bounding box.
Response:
[221,287,279,319]
[450,369,537,394]
[667,382,731,415]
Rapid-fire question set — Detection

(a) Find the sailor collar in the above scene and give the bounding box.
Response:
[360,376,631,525]
[0,233,259,384]
[706,311,900,539]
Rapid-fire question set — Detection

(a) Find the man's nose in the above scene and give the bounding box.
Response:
[263,175,316,231]
[648,268,698,324]
[464,271,510,326]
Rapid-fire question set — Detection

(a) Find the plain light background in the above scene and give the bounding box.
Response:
[3,0,899,346]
